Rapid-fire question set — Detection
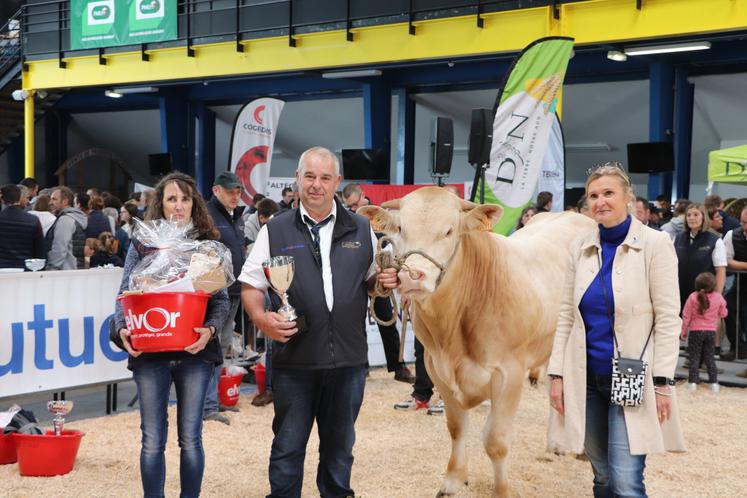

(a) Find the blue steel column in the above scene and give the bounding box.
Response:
[159,89,191,174]
[44,110,69,186]
[648,62,674,201]
[674,68,694,200]
[394,88,415,185]
[7,134,24,182]
[195,103,216,198]
[362,80,391,183]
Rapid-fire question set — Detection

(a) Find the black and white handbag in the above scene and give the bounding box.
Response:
[600,264,654,407]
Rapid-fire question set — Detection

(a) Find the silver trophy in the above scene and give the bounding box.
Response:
[47,400,74,436]
[25,258,46,272]
[262,256,297,321]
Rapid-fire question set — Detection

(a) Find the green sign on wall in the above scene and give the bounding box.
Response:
[70,0,177,50]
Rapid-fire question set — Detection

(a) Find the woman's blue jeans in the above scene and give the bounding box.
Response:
[133,357,213,498]
[584,372,647,498]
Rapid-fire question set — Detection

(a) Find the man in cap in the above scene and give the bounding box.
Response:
[203,171,248,424]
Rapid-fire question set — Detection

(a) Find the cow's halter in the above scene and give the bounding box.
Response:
[369,236,451,327]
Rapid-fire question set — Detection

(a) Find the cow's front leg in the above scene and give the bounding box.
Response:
[484,360,524,498]
[436,388,469,497]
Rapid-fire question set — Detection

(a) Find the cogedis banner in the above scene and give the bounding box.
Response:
[70,0,177,50]
[0,269,130,398]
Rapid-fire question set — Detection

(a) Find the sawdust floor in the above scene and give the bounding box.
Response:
[1,368,745,497]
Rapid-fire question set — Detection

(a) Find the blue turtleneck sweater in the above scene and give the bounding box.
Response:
[579,215,632,375]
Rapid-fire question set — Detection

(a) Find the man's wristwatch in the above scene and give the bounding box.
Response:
[653,376,675,386]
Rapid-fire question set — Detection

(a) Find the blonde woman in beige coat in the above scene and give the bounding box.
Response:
[547,164,685,497]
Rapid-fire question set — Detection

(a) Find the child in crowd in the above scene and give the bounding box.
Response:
[90,231,123,268]
[83,238,98,269]
[681,272,727,392]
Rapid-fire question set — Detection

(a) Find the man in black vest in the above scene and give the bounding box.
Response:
[722,206,747,360]
[203,171,247,425]
[0,184,44,269]
[239,146,396,498]
[46,186,88,270]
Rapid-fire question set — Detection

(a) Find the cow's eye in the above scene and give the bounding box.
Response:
[445,228,453,237]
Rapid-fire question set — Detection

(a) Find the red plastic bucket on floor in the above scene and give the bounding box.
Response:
[118,292,209,352]
[0,432,16,464]
[219,371,244,406]
[253,363,266,395]
[14,430,84,476]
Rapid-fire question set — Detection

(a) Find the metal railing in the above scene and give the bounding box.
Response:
[19,0,585,62]
[0,8,22,77]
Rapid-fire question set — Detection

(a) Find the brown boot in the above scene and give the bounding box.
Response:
[251,391,274,407]
[394,364,415,384]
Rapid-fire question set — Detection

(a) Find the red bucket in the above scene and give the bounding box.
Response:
[0,432,16,464]
[14,430,84,476]
[118,292,209,352]
[253,363,266,395]
[219,371,245,406]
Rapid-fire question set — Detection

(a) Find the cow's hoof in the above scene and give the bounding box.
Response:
[436,492,453,498]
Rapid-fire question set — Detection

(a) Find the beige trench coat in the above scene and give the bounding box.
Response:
[547,217,686,455]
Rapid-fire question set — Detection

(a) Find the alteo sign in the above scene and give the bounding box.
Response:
[70,0,177,51]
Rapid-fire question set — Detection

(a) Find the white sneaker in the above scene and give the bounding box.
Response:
[393,396,429,411]
[427,399,444,415]
[687,383,697,391]
[709,383,720,393]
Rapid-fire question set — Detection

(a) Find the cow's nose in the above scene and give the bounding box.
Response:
[398,268,423,294]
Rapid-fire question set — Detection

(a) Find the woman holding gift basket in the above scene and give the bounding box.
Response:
[546,164,685,497]
[112,172,231,498]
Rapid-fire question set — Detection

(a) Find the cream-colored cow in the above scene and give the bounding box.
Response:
[359,187,594,498]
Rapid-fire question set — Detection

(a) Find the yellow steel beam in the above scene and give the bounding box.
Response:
[22,1,747,91]
[24,95,34,179]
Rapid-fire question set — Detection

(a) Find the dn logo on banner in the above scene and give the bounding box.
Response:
[136,0,165,20]
[125,307,181,333]
[87,0,114,25]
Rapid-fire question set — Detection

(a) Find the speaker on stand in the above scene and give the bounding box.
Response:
[431,117,453,186]
[468,108,493,203]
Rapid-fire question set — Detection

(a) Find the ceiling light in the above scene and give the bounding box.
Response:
[607,50,627,62]
[321,69,382,79]
[624,41,711,56]
[111,86,159,94]
[105,90,123,98]
[566,143,614,152]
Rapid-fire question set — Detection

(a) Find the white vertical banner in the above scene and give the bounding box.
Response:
[228,98,285,205]
[538,116,565,212]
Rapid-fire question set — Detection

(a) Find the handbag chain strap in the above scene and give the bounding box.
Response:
[597,251,653,361]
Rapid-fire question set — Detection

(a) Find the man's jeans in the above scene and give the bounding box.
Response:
[204,296,241,415]
[267,366,366,498]
[584,372,647,498]
[132,357,213,498]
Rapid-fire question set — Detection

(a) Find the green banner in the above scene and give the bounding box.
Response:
[70,0,177,50]
[475,37,574,235]
[708,144,747,184]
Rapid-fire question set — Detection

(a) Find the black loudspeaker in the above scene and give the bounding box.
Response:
[468,108,493,166]
[148,153,172,177]
[432,117,454,175]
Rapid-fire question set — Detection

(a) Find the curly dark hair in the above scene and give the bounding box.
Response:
[145,172,219,240]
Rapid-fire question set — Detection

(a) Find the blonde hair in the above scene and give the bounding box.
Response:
[585,163,635,213]
[686,203,710,235]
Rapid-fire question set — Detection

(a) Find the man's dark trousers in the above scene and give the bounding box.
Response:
[373,296,401,372]
[267,365,366,498]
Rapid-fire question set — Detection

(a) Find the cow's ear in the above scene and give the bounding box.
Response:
[462,204,504,232]
[381,199,401,210]
[357,206,400,234]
